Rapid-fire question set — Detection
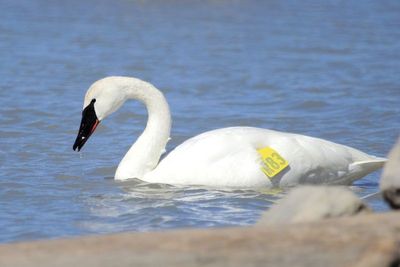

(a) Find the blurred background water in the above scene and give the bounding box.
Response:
[0,0,399,243]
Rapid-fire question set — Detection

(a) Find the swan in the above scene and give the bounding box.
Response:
[73,76,386,187]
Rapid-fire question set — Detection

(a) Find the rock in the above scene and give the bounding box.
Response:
[258,186,369,225]
[380,137,400,209]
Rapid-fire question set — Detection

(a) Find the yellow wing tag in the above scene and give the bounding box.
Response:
[257,147,289,178]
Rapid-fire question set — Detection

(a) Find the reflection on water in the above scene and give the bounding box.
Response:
[80,179,282,233]
[0,0,399,243]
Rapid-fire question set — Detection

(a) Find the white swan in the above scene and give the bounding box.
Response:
[73,76,386,187]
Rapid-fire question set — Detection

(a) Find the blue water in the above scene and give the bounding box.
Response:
[0,0,399,243]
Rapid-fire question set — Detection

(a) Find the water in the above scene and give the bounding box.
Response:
[0,0,399,243]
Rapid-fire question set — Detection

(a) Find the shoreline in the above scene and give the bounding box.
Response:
[1,212,399,267]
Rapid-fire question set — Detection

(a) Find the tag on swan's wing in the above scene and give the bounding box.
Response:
[257,147,289,178]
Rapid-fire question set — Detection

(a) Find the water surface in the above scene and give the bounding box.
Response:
[0,0,399,243]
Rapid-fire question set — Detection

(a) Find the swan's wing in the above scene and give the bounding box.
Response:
[274,134,385,186]
[150,128,269,187]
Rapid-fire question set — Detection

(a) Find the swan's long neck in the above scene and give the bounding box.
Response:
[114,79,171,180]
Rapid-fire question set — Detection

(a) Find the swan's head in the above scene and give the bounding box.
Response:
[73,77,128,151]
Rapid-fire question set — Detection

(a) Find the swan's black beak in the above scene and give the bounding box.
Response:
[73,99,100,152]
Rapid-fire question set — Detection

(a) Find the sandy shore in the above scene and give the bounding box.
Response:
[0,212,399,267]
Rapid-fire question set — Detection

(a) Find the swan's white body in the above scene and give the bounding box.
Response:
[144,127,385,187]
[77,76,386,188]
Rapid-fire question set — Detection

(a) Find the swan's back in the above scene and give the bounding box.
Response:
[144,127,385,187]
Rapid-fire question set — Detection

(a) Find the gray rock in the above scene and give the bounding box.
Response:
[380,137,400,209]
[258,186,369,225]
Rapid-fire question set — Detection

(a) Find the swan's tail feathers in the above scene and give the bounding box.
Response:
[335,157,387,185]
[349,157,387,178]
